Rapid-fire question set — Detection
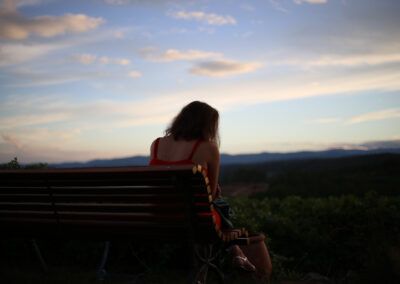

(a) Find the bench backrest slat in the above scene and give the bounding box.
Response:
[0,166,217,242]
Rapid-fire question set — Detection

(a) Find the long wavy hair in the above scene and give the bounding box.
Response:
[165,101,220,145]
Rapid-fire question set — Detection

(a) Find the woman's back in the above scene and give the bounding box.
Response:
[149,135,220,199]
[150,136,202,165]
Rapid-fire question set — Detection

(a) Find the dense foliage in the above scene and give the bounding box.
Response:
[220,154,400,197]
[219,154,400,282]
[229,193,400,282]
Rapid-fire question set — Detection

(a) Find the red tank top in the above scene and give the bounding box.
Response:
[149,138,203,166]
[148,137,222,229]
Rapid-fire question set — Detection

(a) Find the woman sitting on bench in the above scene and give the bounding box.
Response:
[149,100,271,274]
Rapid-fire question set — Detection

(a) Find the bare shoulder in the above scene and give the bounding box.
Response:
[200,141,220,159]
[150,138,157,150]
[149,138,160,158]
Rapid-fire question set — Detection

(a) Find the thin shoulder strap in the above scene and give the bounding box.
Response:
[153,138,161,159]
[188,140,203,160]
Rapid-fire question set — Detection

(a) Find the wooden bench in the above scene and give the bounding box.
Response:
[0,164,250,283]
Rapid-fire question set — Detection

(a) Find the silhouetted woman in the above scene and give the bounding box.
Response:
[149,101,271,273]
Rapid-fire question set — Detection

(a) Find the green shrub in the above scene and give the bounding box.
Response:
[228,193,400,281]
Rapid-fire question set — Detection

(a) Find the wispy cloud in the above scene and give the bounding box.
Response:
[347,108,400,124]
[190,59,262,77]
[168,10,237,26]
[1,133,23,149]
[2,67,115,87]
[0,130,103,164]
[0,42,65,66]
[139,47,222,62]
[360,139,400,150]
[0,94,173,130]
[240,3,255,12]
[1,0,47,10]
[0,1,104,40]
[73,54,131,65]
[279,53,400,68]
[294,0,328,4]
[73,53,97,65]
[0,29,129,67]
[307,117,341,124]
[103,0,179,6]
[269,0,289,13]
[104,0,130,4]
[127,70,142,78]
[0,112,72,129]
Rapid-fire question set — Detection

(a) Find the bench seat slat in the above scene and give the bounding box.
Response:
[53,194,183,203]
[52,186,178,194]
[1,217,57,224]
[0,210,54,218]
[54,203,186,213]
[0,187,49,194]
[57,212,186,222]
[54,203,211,213]
[52,195,209,204]
[0,203,53,211]
[1,178,178,187]
[0,194,51,202]
[58,219,188,229]
[55,229,192,241]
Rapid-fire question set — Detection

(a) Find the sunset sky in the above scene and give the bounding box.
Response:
[0,0,399,163]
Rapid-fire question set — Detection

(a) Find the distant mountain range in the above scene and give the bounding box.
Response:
[51,147,400,168]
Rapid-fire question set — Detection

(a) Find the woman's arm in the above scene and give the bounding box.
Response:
[149,139,156,160]
[205,141,220,200]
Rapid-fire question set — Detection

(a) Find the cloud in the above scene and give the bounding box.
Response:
[139,47,222,62]
[360,139,400,150]
[285,139,400,151]
[0,131,102,164]
[73,53,97,65]
[104,0,130,4]
[307,117,341,124]
[279,53,400,68]
[0,29,130,67]
[103,0,181,6]
[0,42,65,66]
[240,3,255,12]
[113,58,131,65]
[347,108,400,124]
[0,93,172,130]
[168,11,237,26]
[73,54,131,65]
[294,0,328,4]
[1,63,399,162]
[1,133,23,149]
[2,67,116,87]
[0,1,104,40]
[1,0,46,10]
[269,0,289,13]
[0,112,72,129]
[128,70,142,78]
[190,59,262,77]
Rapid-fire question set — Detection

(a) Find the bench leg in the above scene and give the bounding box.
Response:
[30,239,48,273]
[97,241,110,281]
[128,242,151,272]
[193,243,224,284]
